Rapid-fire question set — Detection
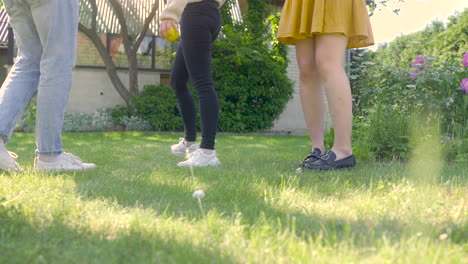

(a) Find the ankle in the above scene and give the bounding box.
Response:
[38,153,63,163]
[200,148,214,155]
[184,140,196,147]
[330,148,353,159]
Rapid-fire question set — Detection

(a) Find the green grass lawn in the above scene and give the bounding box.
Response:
[1,132,466,264]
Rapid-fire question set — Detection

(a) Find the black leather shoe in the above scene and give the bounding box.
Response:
[303,150,356,170]
[301,148,323,167]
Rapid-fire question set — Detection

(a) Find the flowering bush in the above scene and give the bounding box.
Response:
[463,53,468,68]
[461,78,468,94]
[412,55,430,71]
[353,53,467,161]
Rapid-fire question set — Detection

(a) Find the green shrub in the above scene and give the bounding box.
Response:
[212,0,293,132]
[62,112,113,132]
[131,84,185,131]
[104,105,130,125]
[353,54,467,161]
[121,116,153,131]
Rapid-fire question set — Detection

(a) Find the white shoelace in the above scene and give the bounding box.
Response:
[188,150,203,162]
[62,153,83,165]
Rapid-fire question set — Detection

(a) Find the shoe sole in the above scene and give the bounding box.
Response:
[0,165,23,172]
[34,165,97,172]
[177,160,220,168]
[303,164,356,171]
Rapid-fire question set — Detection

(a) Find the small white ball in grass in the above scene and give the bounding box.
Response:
[192,190,205,199]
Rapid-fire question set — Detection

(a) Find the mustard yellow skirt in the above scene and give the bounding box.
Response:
[277,0,374,49]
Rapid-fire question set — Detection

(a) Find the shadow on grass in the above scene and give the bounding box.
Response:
[0,204,237,264]
[70,167,467,248]
[7,133,467,254]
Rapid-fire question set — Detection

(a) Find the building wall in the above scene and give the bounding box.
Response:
[270,45,331,135]
[66,69,161,113]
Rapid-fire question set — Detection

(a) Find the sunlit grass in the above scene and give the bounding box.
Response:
[1,132,466,263]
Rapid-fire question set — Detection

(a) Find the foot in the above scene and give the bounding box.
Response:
[171,138,199,157]
[303,150,356,170]
[34,152,97,172]
[301,148,323,167]
[0,151,22,172]
[177,149,220,167]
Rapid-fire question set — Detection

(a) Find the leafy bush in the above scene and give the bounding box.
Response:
[213,0,293,132]
[350,10,468,161]
[13,96,151,132]
[121,116,153,131]
[131,84,185,131]
[62,112,113,132]
[104,105,130,125]
[353,53,467,161]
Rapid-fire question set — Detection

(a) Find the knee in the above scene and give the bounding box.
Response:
[170,74,188,92]
[315,55,340,80]
[298,60,319,83]
[191,77,215,94]
[14,54,40,69]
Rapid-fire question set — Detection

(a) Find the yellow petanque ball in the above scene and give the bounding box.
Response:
[166,26,179,42]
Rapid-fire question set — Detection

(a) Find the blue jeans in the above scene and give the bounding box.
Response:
[0,0,78,155]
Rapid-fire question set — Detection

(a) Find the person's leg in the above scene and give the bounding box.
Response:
[180,4,221,152]
[315,34,353,160]
[295,37,325,153]
[0,0,43,172]
[169,45,200,157]
[0,0,42,145]
[171,44,197,144]
[30,0,79,155]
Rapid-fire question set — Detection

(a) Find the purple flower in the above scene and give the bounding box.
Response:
[463,53,468,67]
[461,78,468,94]
[412,55,429,71]
[409,72,418,79]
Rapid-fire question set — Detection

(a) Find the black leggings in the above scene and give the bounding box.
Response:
[170,0,221,150]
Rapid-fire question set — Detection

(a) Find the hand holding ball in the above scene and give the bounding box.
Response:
[166,26,179,42]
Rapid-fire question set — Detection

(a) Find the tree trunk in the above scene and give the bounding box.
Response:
[128,54,140,97]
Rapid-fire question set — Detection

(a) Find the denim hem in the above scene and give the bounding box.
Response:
[199,144,215,150]
[35,150,63,155]
[185,136,197,142]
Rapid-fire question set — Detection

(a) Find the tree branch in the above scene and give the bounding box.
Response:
[108,0,131,56]
[134,2,159,54]
[90,0,98,32]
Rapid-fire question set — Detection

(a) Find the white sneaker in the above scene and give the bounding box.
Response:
[171,138,199,157]
[0,151,22,172]
[177,149,220,167]
[34,152,96,172]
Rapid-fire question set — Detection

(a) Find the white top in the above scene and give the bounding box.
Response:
[160,0,226,23]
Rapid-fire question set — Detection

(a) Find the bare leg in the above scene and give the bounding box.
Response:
[315,34,353,160]
[295,37,325,152]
